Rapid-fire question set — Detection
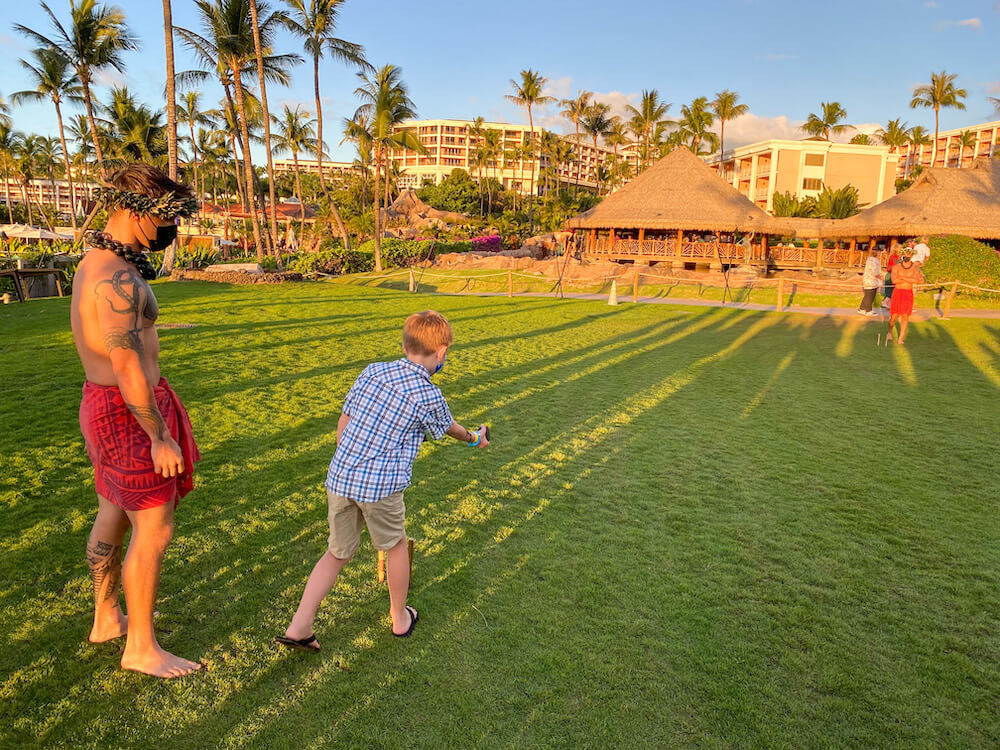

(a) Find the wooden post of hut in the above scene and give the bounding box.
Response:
[710,238,722,272]
[588,229,596,254]
[848,237,857,266]
[637,228,646,263]
[672,229,685,271]
[814,239,824,271]
[610,228,617,256]
[760,234,768,263]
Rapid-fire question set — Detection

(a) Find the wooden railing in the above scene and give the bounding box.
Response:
[586,237,864,269]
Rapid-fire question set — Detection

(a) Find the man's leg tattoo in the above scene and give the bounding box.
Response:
[87,540,123,604]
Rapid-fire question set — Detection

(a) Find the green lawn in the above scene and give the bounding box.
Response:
[1,281,999,748]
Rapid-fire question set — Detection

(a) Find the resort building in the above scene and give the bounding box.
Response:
[271,158,355,180]
[389,118,639,193]
[708,139,899,213]
[892,119,1000,175]
[0,177,100,218]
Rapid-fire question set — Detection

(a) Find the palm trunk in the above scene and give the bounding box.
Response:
[22,183,33,226]
[53,100,78,231]
[79,75,106,177]
[3,164,12,223]
[293,150,304,221]
[248,0,280,264]
[527,106,535,231]
[720,120,725,161]
[311,54,351,251]
[230,65,265,263]
[372,144,382,272]
[932,106,939,166]
[573,121,580,196]
[189,121,201,215]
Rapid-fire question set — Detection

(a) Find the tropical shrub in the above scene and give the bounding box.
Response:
[417,169,478,216]
[177,247,221,270]
[358,238,435,268]
[289,245,375,276]
[922,235,1000,290]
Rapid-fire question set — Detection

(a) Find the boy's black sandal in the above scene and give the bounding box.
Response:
[393,606,419,638]
[275,634,321,652]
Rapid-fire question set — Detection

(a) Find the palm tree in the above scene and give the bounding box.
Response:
[0,126,21,222]
[14,134,53,227]
[505,69,554,224]
[12,47,84,229]
[353,63,421,271]
[581,102,612,183]
[283,0,369,251]
[16,1,139,176]
[0,92,10,129]
[910,70,967,165]
[272,104,318,220]
[803,101,849,140]
[625,89,670,171]
[604,118,629,160]
[101,86,167,165]
[849,133,874,145]
[247,0,278,254]
[559,90,591,192]
[177,91,213,203]
[906,125,931,178]
[710,90,748,159]
[466,116,486,211]
[875,118,910,148]
[678,97,718,155]
[178,0,300,262]
[482,128,503,215]
[955,129,977,167]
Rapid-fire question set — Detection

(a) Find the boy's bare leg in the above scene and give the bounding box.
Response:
[898,315,910,344]
[285,550,350,641]
[385,537,413,634]
[887,314,898,340]
[120,502,201,678]
[87,495,131,642]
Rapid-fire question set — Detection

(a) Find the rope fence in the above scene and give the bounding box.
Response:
[333,265,999,319]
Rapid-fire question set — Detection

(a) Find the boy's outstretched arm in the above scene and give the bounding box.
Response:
[445,421,490,447]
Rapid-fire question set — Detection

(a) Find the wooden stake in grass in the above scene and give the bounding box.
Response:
[508,269,513,298]
[409,267,416,293]
[376,539,414,584]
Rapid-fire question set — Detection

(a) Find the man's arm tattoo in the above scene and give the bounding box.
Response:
[86,540,123,603]
[95,269,147,355]
[125,400,168,442]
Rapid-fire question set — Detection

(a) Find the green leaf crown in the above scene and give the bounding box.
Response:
[96,187,200,219]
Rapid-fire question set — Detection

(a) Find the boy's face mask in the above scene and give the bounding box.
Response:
[139,218,178,252]
[432,351,447,375]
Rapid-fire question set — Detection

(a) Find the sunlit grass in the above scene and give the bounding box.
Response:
[1,280,999,748]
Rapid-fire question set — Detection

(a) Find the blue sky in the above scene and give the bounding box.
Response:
[2,0,998,162]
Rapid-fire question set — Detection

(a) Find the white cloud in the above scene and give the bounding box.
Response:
[924,1,939,7]
[534,84,640,133]
[541,76,573,102]
[95,69,126,88]
[934,17,982,30]
[722,113,804,148]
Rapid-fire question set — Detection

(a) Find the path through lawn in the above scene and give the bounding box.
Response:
[1,281,998,747]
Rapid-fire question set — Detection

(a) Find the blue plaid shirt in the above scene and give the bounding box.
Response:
[326,358,453,502]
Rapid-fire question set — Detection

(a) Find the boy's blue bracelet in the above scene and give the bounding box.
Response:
[467,431,480,447]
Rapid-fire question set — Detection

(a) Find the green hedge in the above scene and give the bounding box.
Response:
[923,235,1000,290]
[289,245,375,276]
[356,238,435,267]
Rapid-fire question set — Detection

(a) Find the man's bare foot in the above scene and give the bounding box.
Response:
[89,610,128,643]
[121,645,201,678]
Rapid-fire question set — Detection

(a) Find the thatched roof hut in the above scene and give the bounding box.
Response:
[829,157,1000,240]
[567,147,784,233]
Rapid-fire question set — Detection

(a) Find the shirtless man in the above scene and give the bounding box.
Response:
[71,164,202,678]
[886,248,924,346]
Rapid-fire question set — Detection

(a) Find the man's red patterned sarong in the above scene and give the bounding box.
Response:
[79,377,200,511]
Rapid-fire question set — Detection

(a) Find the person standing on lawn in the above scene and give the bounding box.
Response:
[71,164,202,678]
[279,311,490,650]
[857,247,882,316]
[886,248,924,345]
[912,235,932,265]
[881,241,901,309]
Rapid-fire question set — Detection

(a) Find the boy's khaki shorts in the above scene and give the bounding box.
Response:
[327,489,406,559]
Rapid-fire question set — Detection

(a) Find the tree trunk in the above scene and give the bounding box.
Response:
[248,0,280,265]
[22,183,33,226]
[53,100,78,232]
[527,106,535,231]
[373,144,382,272]
[160,0,181,276]
[294,149,304,221]
[231,65,265,263]
[932,106,939,166]
[312,53,351,251]
[573,121,580,196]
[79,74,106,178]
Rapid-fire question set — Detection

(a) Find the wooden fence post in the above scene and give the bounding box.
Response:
[943,280,959,320]
[408,267,415,292]
[633,266,639,303]
[507,268,513,298]
[776,277,785,312]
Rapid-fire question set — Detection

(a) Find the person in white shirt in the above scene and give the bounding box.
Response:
[857,248,882,316]
[912,236,931,265]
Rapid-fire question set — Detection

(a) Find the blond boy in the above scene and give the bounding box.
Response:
[279,311,489,648]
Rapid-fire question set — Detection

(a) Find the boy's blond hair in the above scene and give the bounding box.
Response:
[403,310,453,355]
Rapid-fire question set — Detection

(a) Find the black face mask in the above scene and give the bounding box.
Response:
[142,223,178,253]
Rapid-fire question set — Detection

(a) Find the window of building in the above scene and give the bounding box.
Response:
[802,178,823,191]
[804,153,825,167]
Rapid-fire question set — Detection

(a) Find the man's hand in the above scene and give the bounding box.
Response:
[151,436,184,478]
